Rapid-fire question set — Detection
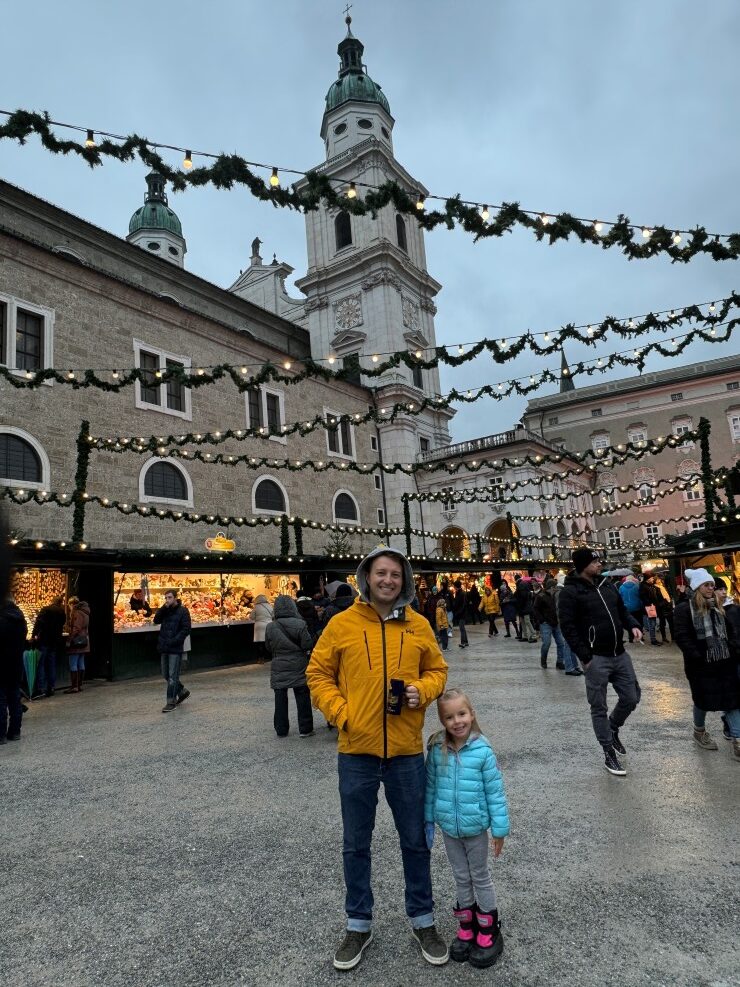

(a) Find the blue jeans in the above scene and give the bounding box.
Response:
[540,623,579,671]
[693,705,740,738]
[160,652,184,704]
[337,753,434,932]
[0,684,22,739]
[36,646,57,694]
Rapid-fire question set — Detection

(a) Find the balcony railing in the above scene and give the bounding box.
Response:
[417,427,567,464]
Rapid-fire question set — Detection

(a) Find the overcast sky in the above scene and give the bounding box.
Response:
[2,0,739,442]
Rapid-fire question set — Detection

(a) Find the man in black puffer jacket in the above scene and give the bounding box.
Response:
[152,589,192,713]
[558,548,643,777]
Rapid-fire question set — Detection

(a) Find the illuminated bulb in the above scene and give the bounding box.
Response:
[183,150,193,169]
[85,129,96,148]
[416,193,425,210]
[112,371,119,379]
[641,227,651,239]
[154,370,162,378]
[284,361,291,370]
[269,167,279,187]
[371,354,379,363]
[481,204,489,221]
[328,355,336,365]
[673,232,681,245]
[35,541,43,549]
[593,220,603,233]
[68,371,75,379]
[709,301,716,313]
[458,345,464,355]
[540,213,550,225]
[240,366,247,374]
[414,349,422,358]
[25,370,32,379]
[346,182,357,199]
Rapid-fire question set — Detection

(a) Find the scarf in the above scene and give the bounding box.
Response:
[689,599,730,662]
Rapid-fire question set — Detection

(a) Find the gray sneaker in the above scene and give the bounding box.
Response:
[693,728,718,750]
[333,930,373,970]
[412,925,449,965]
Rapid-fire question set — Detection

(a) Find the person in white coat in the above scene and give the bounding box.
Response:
[249,594,273,664]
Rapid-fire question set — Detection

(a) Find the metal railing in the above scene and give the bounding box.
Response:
[417,427,567,463]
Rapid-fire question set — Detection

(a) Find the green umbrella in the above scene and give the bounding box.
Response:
[22,648,39,698]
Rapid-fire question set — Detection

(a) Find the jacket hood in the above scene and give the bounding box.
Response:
[254,595,269,605]
[273,595,298,619]
[355,545,416,610]
[73,602,91,616]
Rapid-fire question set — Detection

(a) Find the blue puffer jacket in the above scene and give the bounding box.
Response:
[424,734,510,839]
[619,578,642,613]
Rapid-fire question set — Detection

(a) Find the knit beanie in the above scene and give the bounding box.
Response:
[334,583,353,599]
[572,547,601,573]
[684,568,714,591]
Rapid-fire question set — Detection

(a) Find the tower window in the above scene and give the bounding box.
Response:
[357,118,373,129]
[168,247,179,256]
[412,364,423,389]
[335,211,352,251]
[396,215,408,252]
[381,126,390,140]
[147,242,161,251]
[334,123,347,135]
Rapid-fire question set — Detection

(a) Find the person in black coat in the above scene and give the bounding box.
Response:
[265,595,315,737]
[31,596,66,698]
[452,580,469,648]
[152,590,192,713]
[638,573,662,646]
[296,597,321,641]
[0,596,27,742]
[673,568,740,760]
[467,583,482,624]
[318,583,355,637]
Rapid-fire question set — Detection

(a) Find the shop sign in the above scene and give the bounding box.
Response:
[205,532,236,552]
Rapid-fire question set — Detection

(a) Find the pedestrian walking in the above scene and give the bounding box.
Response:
[452,580,469,648]
[714,579,740,742]
[31,596,66,698]
[248,594,273,663]
[265,595,315,738]
[0,592,27,744]
[152,589,192,713]
[467,583,482,625]
[498,580,518,638]
[424,687,509,968]
[533,580,582,674]
[654,575,674,643]
[435,595,450,650]
[673,568,740,761]
[639,573,663,646]
[618,571,643,630]
[307,545,449,970]
[514,577,536,642]
[558,548,643,776]
[478,586,500,637]
[65,597,90,694]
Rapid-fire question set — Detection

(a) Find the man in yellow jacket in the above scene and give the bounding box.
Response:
[307,545,448,971]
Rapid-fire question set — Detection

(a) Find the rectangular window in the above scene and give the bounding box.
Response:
[374,474,382,491]
[607,529,622,549]
[419,437,430,454]
[266,392,281,433]
[727,381,739,391]
[325,409,354,458]
[342,353,361,385]
[547,416,559,426]
[645,523,661,545]
[489,476,504,502]
[685,484,702,501]
[602,488,618,509]
[689,520,706,532]
[0,302,6,365]
[133,340,192,419]
[412,364,423,389]
[245,386,285,440]
[730,413,740,441]
[628,429,648,444]
[670,392,683,402]
[247,388,263,429]
[15,309,43,372]
[591,408,602,418]
[370,435,378,452]
[639,482,656,504]
[592,434,610,452]
[377,508,386,525]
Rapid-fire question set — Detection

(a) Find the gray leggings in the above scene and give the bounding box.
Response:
[442,831,497,912]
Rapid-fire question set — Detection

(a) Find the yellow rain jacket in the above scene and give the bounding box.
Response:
[479,589,500,615]
[307,548,448,758]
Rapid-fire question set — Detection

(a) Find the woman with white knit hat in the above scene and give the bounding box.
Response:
[673,568,740,761]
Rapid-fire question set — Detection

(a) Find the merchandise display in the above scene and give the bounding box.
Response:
[11,568,70,629]
[113,571,300,632]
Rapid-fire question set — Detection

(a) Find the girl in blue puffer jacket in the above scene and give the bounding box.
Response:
[425,687,509,969]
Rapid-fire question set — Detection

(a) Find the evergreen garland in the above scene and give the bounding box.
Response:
[403,497,412,556]
[280,514,290,557]
[293,518,304,557]
[4,110,740,263]
[73,420,91,542]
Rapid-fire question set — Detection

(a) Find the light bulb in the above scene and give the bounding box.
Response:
[284,361,291,370]
[416,194,425,211]
[85,129,96,148]
[328,355,336,364]
[673,232,681,245]
[540,213,550,225]
[709,302,716,313]
[481,204,489,221]
[371,354,379,362]
[347,182,357,199]
[642,227,652,239]
[593,220,603,233]
[183,150,193,169]
[270,167,280,187]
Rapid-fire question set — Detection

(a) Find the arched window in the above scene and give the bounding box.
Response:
[335,211,352,251]
[333,491,359,522]
[396,214,408,252]
[254,477,287,514]
[143,461,188,502]
[0,432,43,484]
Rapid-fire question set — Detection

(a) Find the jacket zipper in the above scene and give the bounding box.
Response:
[398,632,404,670]
[596,581,619,656]
[454,750,460,837]
[380,617,388,760]
[363,632,372,669]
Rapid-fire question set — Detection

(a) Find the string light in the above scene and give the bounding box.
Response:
[416,193,425,211]
[593,220,603,233]
[346,182,357,199]
[481,204,489,221]
[183,150,193,170]
[85,129,96,148]
[269,167,280,188]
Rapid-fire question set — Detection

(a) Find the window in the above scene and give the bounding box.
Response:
[670,392,683,402]
[334,123,347,135]
[253,477,287,514]
[370,435,378,452]
[333,491,359,523]
[325,409,355,459]
[381,126,390,140]
[335,211,352,250]
[374,474,382,491]
[245,386,285,441]
[547,416,559,426]
[0,432,43,484]
[489,477,504,502]
[147,241,161,251]
[729,413,740,441]
[419,437,430,454]
[638,482,656,504]
[0,294,54,374]
[644,523,661,546]
[607,529,622,549]
[377,507,386,525]
[592,433,610,453]
[396,214,408,252]
[139,459,193,506]
[674,420,693,446]
[628,427,648,445]
[133,340,191,419]
[685,484,702,502]
[727,381,739,391]
[357,118,373,129]
[602,487,618,510]
[591,408,603,418]
[689,520,706,532]
[411,364,423,389]
[342,353,361,385]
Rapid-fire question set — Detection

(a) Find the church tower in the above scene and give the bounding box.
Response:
[293,15,454,543]
[127,171,186,267]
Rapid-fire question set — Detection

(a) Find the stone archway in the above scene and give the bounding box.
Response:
[439,525,470,558]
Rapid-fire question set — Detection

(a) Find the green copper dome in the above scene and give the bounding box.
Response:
[324,16,390,116]
[128,172,183,236]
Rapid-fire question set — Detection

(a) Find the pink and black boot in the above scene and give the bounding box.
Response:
[450,903,476,962]
[468,909,503,968]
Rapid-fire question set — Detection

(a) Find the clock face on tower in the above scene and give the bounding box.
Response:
[334,294,363,330]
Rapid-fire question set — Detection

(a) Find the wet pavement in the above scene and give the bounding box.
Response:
[1,624,738,987]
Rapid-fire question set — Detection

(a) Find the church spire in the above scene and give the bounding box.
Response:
[560,348,575,392]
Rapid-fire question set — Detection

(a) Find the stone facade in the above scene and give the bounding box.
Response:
[522,355,740,554]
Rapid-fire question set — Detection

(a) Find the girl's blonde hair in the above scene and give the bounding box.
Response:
[428,687,483,757]
[692,587,725,621]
